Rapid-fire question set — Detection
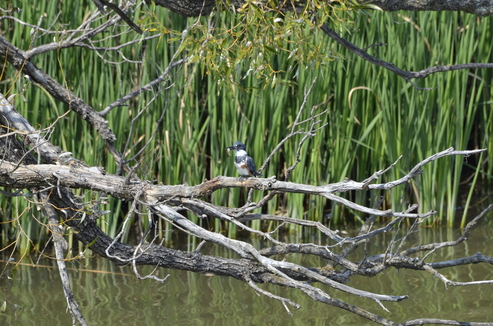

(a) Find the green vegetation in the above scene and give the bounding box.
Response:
[1,2,492,254]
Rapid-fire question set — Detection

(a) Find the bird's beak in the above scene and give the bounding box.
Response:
[226,146,234,150]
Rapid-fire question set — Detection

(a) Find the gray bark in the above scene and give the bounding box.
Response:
[145,0,493,17]
[2,2,493,323]
[1,93,492,325]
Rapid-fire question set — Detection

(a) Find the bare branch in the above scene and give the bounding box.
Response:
[99,58,188,116]
[2,4,492,324]
[0,37,117,142]
[320,23,493,89]
[401,204,493,257]
[0,147,484,221]
[146,0,493,17]
[40,193,88,326]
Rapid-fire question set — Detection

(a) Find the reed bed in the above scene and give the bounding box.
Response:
[1,4,492,253]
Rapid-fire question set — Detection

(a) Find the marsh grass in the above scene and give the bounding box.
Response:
[1,4,492,253]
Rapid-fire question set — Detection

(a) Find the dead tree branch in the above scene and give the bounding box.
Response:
[41,193,88,326]
[319,23,493,90]
[2,2,493,324]
[0,91,492,325]
[145,0,493,17]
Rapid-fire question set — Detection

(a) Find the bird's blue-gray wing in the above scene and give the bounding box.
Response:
[246,156,259,176]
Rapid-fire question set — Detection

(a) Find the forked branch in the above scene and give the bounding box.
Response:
[0,92,491,325]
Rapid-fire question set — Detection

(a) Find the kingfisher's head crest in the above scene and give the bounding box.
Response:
[227,141,246,152]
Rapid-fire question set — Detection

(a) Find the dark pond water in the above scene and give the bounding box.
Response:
[1,220,493,325]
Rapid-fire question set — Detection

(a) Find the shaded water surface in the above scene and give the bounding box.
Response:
[1,223,493,325]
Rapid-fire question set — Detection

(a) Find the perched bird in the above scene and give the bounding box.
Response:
[227,141,262,178]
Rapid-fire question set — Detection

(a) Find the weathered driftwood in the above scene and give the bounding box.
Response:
[1,92,492,325]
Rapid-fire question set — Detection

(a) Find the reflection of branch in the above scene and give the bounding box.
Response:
[320,23,493,89]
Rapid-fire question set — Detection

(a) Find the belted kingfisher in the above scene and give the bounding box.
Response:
[227,141,262,178]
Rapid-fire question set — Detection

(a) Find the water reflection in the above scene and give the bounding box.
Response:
[1,222,493,325]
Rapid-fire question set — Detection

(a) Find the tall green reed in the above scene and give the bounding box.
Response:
[1,3,492,254]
